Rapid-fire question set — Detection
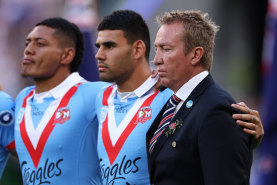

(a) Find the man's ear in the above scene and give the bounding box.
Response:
[61,48,75,65]
[191,47,204,65]
[132,40,146,60]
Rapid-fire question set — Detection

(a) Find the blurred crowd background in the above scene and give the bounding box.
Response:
[0,0,275,184]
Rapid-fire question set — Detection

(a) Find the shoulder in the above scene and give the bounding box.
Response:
[0,91,14,106]
[202,81,236,106]
[16,86,35,99]
[79,81,110,93]
[76,82,110,107]
[192,81,239,123]
[195,85,243,136]
[77,81,110,100]
[15,86,35,105]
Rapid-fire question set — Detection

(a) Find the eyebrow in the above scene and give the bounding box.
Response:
[95,41,116,48]
[26,37,46,42]
[154,41,173,47]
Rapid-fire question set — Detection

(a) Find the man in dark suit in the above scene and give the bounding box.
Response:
[146,10,253,185]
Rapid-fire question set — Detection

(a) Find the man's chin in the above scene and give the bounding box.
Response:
[20,72,28,78]
[20,72,34,78]
[99,75,114,83]
[160,79,168,86]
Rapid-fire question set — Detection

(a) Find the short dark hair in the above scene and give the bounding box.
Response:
[98,10,150,60]
[36,17,84,72]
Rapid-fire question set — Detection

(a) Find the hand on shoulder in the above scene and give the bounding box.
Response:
[231,102,264,149]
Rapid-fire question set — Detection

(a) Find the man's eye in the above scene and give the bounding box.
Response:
[106,44,114,49]
[36,42,46,47]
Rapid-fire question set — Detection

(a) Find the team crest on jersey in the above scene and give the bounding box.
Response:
[54,107,71,124]
[136,106,152,124]
[0,111,14,126]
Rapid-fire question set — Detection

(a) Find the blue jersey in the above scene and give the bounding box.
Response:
[96,78,172,185]
[0,91,15,178]
[14,73,107,185]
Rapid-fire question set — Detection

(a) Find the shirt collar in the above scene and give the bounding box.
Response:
[33,72,84,102]
[115,75,158,102]
[134,75,158,97]
[175,71,208,101]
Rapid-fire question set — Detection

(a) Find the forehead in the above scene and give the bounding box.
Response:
[27,26,56,41]
[96,30,128,43]
[155,22,184,45]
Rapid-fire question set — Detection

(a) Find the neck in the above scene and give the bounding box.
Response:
[34,69,71,93]
[117,59,151,92]
[172,68,205,93]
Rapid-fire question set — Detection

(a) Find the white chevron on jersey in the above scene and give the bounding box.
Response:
[107,87,155,146]
[25,93,61,149]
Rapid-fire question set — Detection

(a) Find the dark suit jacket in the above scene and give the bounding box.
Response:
[146,75,253,185]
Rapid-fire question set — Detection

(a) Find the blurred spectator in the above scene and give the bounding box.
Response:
[257,0,277,184]
[63,0,100,81]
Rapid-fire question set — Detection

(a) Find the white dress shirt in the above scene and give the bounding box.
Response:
[174,71,209,113]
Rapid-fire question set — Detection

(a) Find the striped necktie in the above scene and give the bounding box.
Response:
[149,94,181,154]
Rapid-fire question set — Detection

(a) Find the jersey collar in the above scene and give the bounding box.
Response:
[33,72,84,102]
[114,76,158,102]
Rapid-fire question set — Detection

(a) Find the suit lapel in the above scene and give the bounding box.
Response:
[147,75,215,169]
[149,96,198,160]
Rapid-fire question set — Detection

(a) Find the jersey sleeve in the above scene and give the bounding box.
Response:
[0,91,15,150]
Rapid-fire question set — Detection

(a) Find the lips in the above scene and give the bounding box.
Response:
[157,68,166,77]
[97,63,108,72]
[22,58,34,65]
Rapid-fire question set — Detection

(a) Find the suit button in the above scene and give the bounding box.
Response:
[172,141,176,147]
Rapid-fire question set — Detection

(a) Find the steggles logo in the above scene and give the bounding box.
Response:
[100,155,141,185]
[21,158,63,184]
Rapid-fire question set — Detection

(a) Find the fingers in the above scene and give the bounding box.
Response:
[232,102,264,148]
[232,103,260,123]
[236,102,247,107]
[237,116,264,149]
[235,120,256,136]
[151,69,158,78]
[253,116,257,123]
[153,77,163,92]
[242,128,257,136]
[232,113,259,125]
[232,109,260,129]
[231,103,253,114]
[232,103,264,139]
[152,69,164,91]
